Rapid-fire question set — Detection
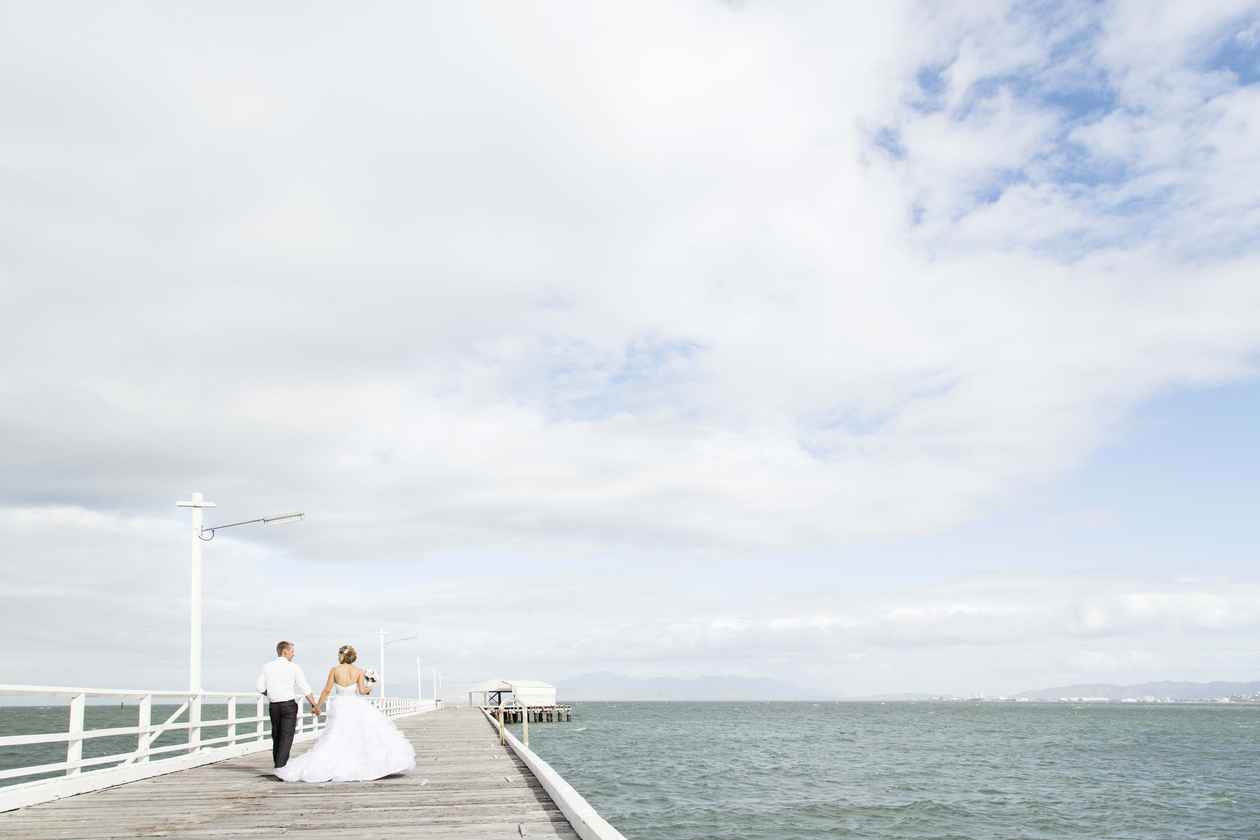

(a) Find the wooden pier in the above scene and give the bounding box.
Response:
[0,706,621,839]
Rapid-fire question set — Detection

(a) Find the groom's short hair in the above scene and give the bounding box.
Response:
[276,640,293,656]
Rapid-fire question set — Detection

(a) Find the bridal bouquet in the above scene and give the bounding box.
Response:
[363,669,379,683]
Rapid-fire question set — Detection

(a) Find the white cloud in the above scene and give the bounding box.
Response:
[1,2,1259,694]
[3,503,1259,696]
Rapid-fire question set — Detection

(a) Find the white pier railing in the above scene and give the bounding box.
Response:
[479,706,625,840]
[0,685,434,812]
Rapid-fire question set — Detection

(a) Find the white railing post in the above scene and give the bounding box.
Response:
[189,693,202,753]
[66,693,86,776]
[227,696,237,747]
[137,694,152,763]
[256,697,264,742]
[522,704,529,749]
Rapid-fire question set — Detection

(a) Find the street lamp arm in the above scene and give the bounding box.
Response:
[383,634,419,647]
[199,512,305,541]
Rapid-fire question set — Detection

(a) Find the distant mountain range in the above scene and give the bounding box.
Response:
[1015,680,1260,701]
[557,672,820,701]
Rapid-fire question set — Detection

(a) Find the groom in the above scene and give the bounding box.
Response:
[256,640,322,769]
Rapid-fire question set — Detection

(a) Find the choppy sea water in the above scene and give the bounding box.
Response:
[513,702,1260,840]
[0,704,259,788]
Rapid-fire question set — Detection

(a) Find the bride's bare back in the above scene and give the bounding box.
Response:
[331,663,365,688]
[318,663,372,709]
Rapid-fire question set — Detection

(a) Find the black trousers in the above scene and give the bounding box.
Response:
[268,699,299,768]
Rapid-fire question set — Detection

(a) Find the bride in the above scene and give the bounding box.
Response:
[275,644,417,783]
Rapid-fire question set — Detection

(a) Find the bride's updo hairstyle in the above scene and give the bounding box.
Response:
[338,644,358,664]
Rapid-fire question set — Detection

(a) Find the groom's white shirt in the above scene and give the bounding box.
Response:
[256,657,313,703]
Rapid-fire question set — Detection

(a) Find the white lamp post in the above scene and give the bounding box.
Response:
[176,493,303,694]
[377,628,418,699]
[175,493,215,694]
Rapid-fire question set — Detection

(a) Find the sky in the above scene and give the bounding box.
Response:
[2,1,1259,700]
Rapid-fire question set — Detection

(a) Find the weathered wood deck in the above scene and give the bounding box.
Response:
[0,707,580,839]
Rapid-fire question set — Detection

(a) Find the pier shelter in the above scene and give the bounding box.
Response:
[470,678,557,707]
[471,679,572,724]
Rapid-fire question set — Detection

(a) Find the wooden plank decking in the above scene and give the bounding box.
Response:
[0,706,580,839]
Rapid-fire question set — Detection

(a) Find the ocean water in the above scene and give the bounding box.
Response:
[512,702,1260,840]
[4,701,1259,838]
[0,704,267,788]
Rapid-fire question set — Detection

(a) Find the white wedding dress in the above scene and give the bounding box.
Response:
[275,681,416,783]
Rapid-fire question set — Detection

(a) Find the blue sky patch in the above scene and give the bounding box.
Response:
[873,127,906,160]
[535,336,705,422]
[869,4,1260,258]
[1204,17,1260,85]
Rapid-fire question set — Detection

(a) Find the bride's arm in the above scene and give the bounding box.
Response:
[358,668,372,695]
[317,668,335,710]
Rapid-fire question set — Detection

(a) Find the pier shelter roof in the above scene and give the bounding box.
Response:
[471,678,557,707]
